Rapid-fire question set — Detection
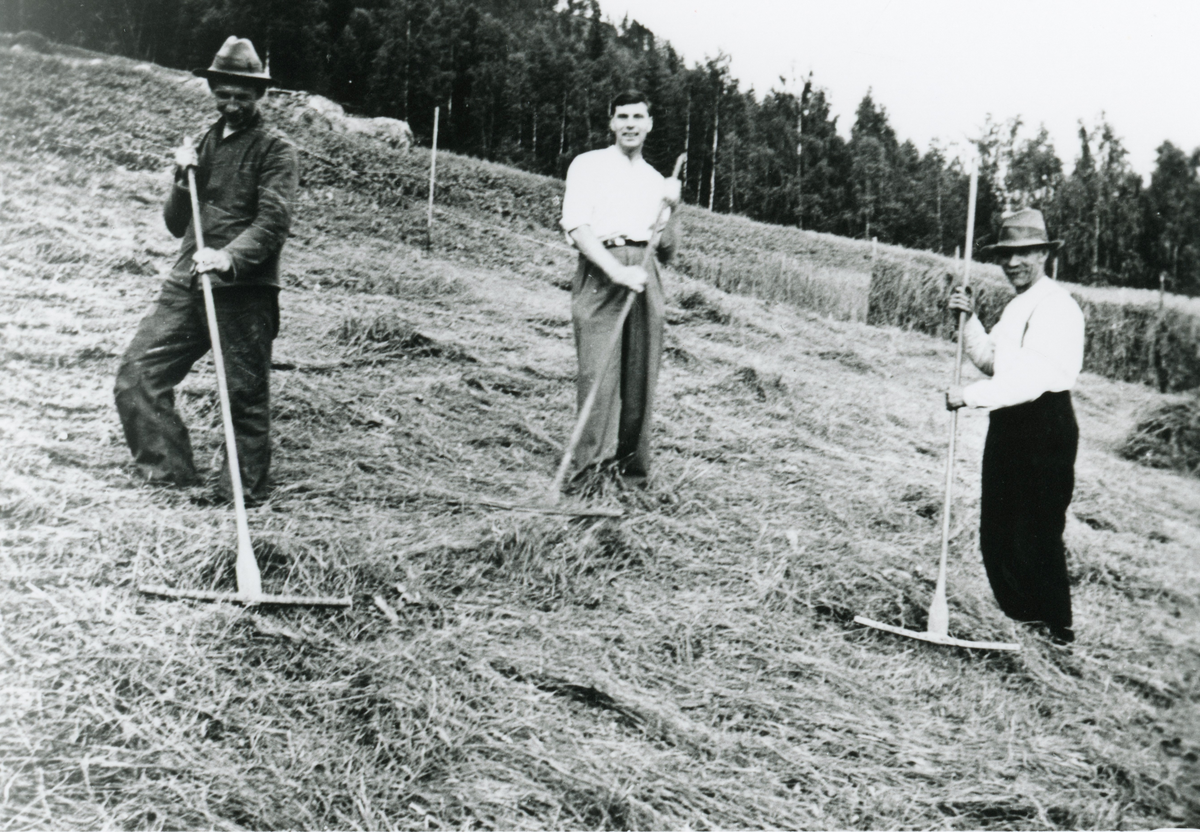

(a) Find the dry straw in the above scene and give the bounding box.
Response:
[2,40,1198,831]
[675,250,870,323]
[867,256,1012,336]
[1078,300,1200,393]
[1120,394,1200,475]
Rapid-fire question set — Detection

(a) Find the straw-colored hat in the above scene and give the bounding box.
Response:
[193,36,271,85]
[979,208,1062,257]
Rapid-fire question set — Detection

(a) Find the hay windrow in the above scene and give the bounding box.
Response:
[1120,394,1200,475]
[333,313,476,363]
[867,257,1013,337]
[675,250,870,323]
[1079,300,1200,393]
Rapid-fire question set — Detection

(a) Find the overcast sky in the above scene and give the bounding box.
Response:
[600,0,1198,177]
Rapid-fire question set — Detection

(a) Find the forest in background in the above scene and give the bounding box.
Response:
[7,0,1200,295]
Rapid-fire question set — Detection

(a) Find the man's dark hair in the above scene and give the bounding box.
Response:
[610,89,652,116]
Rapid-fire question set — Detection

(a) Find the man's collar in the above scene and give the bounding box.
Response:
[1032,274,1056,292]
[607,143,645,164]
[1019,274,1055,299]
[217,111,264,139]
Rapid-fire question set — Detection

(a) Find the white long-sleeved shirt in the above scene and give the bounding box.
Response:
[961,277,1085,410]
[560,145,668,243]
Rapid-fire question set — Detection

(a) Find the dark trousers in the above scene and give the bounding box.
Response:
[114,281,279,499]
[570,246,664,478]
[980,391,1078,634]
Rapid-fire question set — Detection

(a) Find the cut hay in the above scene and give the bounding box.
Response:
[670,287,731,325]
[675,250,869,322]
[3,43,1200,831]
[1120,394,1200,475]
[1077,300,1200,393]
[333,313,474,363]
[867,256,1012,336]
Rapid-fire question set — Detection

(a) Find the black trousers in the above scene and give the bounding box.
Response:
[114,281,279,499]
[979,390,1078,634]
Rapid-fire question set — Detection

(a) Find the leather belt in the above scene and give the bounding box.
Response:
[603,237,648,248]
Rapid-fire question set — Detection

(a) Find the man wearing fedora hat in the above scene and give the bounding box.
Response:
[945,208,1085,645]
[114,36,298,504]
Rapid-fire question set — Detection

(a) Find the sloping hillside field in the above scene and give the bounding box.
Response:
[3,44,1200,830]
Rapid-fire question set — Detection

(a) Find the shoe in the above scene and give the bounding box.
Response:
[618,472,649,490]
[136,469,199,489]
[190,489,268,508]
[1048,626,1075,646]
[1022,621,1075,648]
[188,489,223,507]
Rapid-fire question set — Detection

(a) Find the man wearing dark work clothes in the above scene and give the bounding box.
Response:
[114,36,298,504]
[559,90,681,489]
[946,208,1085,645]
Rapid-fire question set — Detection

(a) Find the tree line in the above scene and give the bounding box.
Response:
[6,0,1200,294]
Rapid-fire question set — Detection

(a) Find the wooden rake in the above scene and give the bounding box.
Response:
[854,167,1018,652]
[139,142,351,608]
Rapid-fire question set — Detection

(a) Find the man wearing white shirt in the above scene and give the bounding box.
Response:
[559,90,681,486]
[946,208,1084,645]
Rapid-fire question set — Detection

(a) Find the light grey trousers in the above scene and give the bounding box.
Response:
[569,246,664,478]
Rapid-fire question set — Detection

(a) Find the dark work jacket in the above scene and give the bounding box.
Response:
[164,113,298,289]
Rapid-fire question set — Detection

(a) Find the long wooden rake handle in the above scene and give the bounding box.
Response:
[929,166,978,636]
[547,154,686,502]
[185,153,263,599]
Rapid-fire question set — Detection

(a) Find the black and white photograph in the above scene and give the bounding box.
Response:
[1,0,1199,828]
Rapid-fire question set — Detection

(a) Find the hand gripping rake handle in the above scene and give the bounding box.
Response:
[184,143,263,600]
[929,166,978,636]
[547,153,686,502]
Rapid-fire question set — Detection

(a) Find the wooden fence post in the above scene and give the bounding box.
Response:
[426,105,440,249]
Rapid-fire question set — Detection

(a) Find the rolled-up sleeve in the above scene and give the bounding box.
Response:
[962,315,995,376]
[223,139,298,280]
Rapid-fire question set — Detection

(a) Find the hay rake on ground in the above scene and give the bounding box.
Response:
[139,147,351,609]
[854,167,1019,653]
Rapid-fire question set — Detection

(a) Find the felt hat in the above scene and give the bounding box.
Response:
[193,36,271,85]
[979,208,1062,257]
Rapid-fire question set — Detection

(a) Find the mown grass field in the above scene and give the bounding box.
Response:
[2,42,1200,830]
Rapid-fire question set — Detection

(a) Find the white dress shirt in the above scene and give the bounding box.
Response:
[560,145,668,242]
[961,276,1085,410]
